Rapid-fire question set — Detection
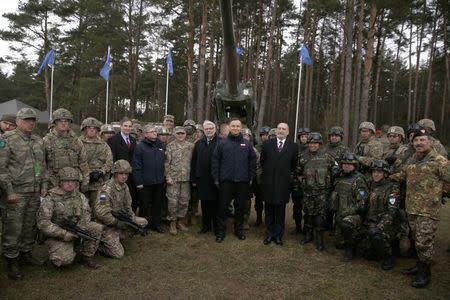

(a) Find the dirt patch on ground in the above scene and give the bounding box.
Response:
[1,202,449,299]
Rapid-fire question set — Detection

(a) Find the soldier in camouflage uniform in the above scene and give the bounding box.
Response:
[183,120,199,225]
[297,133,337,251]
[417,118,447,157]
[253,126,270,226]
[241,128,258,230]
[331,153,369,261]
[360,160,400,270]
[354,121,383,177]
[132,123,144,143]
[291,128,310,234]
[78,117,113,209]
[43,108,89,190]
[37,167,103,269]
[157,126,171,147]
[100,124,116,142]
[268,128,277,140]
[94,160,147,258]
[324,126,350,232]
[195,124,204,142]
[0,114,17,136]
[390,129,450,288]
[165,126,194,235]
[383,126,408,172]
[0,108,46,279]
[163,114,175,132]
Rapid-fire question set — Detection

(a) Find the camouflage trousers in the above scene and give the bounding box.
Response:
[167,182,190,221]
[2,192,40,258]
[46,221,103,267]
[335,214,362,248]
[359,222,397,257]
[408,214,439,264]
[83,190,98,214]
[303,193,328,217]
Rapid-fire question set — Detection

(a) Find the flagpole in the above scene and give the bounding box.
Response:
[165,58,169,115]
[49,65,54,122]
[105,79,109,124]
[294,57,303,143]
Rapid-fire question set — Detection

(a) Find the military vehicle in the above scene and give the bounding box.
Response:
[214,0,256,129]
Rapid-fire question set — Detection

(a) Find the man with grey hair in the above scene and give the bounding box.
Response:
[133,124,166,233]
[191,120,222,234]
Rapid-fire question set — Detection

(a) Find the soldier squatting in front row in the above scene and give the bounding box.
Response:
[0,107,449,290]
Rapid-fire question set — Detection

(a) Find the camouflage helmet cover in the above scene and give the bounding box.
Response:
[183,119,196,127]
[52,108,73,123]
[370,159,390,174]
[113,160,132,174]
[81,117,102,130]
[359,121,376,134]
[417,118,436,131]
[341,153,359,166]
[308,132,323,144]
[100,124,115,134]
[259,126,270,135]
[328,126,344,137]
[58,167,81,182]
[387,126,405,139]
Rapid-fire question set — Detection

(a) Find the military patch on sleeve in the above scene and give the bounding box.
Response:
[0,139,6,149]
[388,196,396,205]
[99,192,107,204]
[357,189,366,200]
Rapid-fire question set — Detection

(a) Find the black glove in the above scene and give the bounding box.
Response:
[331,165,341,178]
[116,220,128,230]
[89,171,103,183]
[385,155,397,165]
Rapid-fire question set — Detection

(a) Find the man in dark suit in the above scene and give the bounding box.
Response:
[191,120,221,234]
[107,117,139,212]
[260,122,298,245]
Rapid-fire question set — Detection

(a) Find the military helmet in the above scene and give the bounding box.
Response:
[259,126,270,135]
[328,126,344,137]
[407,123,423,135]
[359,121,376,134]
[268,128,277,137]
[308,132,323,144]
[370,159,390,174]
[241,128,252,136]
[195,124,204,132]
[183,119,196,127]
[16,108,37,120]
[100,124,115,134]
[341,153,359,166]
[133,123,143,132]
[81,117,102,131]
[157,127,171,136]
[52,108,73,123]
[113,159,132,174]
[417,118,436,132]
[297,127,310,136]
[58,167,81,182]
[387,126,405,139]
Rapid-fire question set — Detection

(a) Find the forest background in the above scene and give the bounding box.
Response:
[0,0,448,147]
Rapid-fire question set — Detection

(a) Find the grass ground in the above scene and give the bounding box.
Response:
[1,202,449,299]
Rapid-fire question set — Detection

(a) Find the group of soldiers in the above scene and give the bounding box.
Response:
[0,108,449,289]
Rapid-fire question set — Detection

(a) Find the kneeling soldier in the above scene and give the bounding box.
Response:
[37,167,103,268]
[361,160,400,270]
[94,160,147,258]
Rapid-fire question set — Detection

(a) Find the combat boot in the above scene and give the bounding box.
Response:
[19,252,43,266]
[381,256,394,270]
[169,221,177,235]
[5,257,22,280]
[315,230,324,251]
[79,255,100,269]
[177,219,189,232]
[411,261,430,288]
[301,228,313,245]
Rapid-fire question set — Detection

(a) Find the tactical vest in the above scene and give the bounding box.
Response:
[301,152,331,192]
[46,132,81,171]
[367,180,397,223]
[50,190,83,224]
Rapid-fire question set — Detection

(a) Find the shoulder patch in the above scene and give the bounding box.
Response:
[0,139,6,149]
[99,192,107,203]
[388,196,396,205]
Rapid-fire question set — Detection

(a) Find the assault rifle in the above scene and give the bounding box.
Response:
[112,208,148,236]
[56,216,106,243]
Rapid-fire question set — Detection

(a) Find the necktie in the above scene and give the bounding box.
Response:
[126,137,131,149]
[278,141,283,152]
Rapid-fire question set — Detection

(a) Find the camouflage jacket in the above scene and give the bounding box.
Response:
[354,136,383,170]
[43,129,88,188]
[431,137,447,157]
[390,149,450,220]
[94,178,144,226]
[165,140,194,182]
[324,142,350,164]
[366,179,399,225]
[383,144,409,173]
[331,171,368,218]
[37,187,93,239]
[0,128,46,193]
[78,135,113,191]
[297,150,337,195]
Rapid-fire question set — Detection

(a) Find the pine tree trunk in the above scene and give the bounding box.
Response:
[424,8,438,117]
[407,21,413,124]
[205,31,215,121]
[342,0,354,145]
[359,1,377,122]
[412,17,425,122]
[196,1,208,122]
[391,22,405,124]
[186,0,195,120]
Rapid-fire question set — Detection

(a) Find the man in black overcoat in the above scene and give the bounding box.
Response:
[260,122,298,245]
[107,117,138,211]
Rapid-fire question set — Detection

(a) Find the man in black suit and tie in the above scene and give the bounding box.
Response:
[260,122,298,245]
[107,117,139,212]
